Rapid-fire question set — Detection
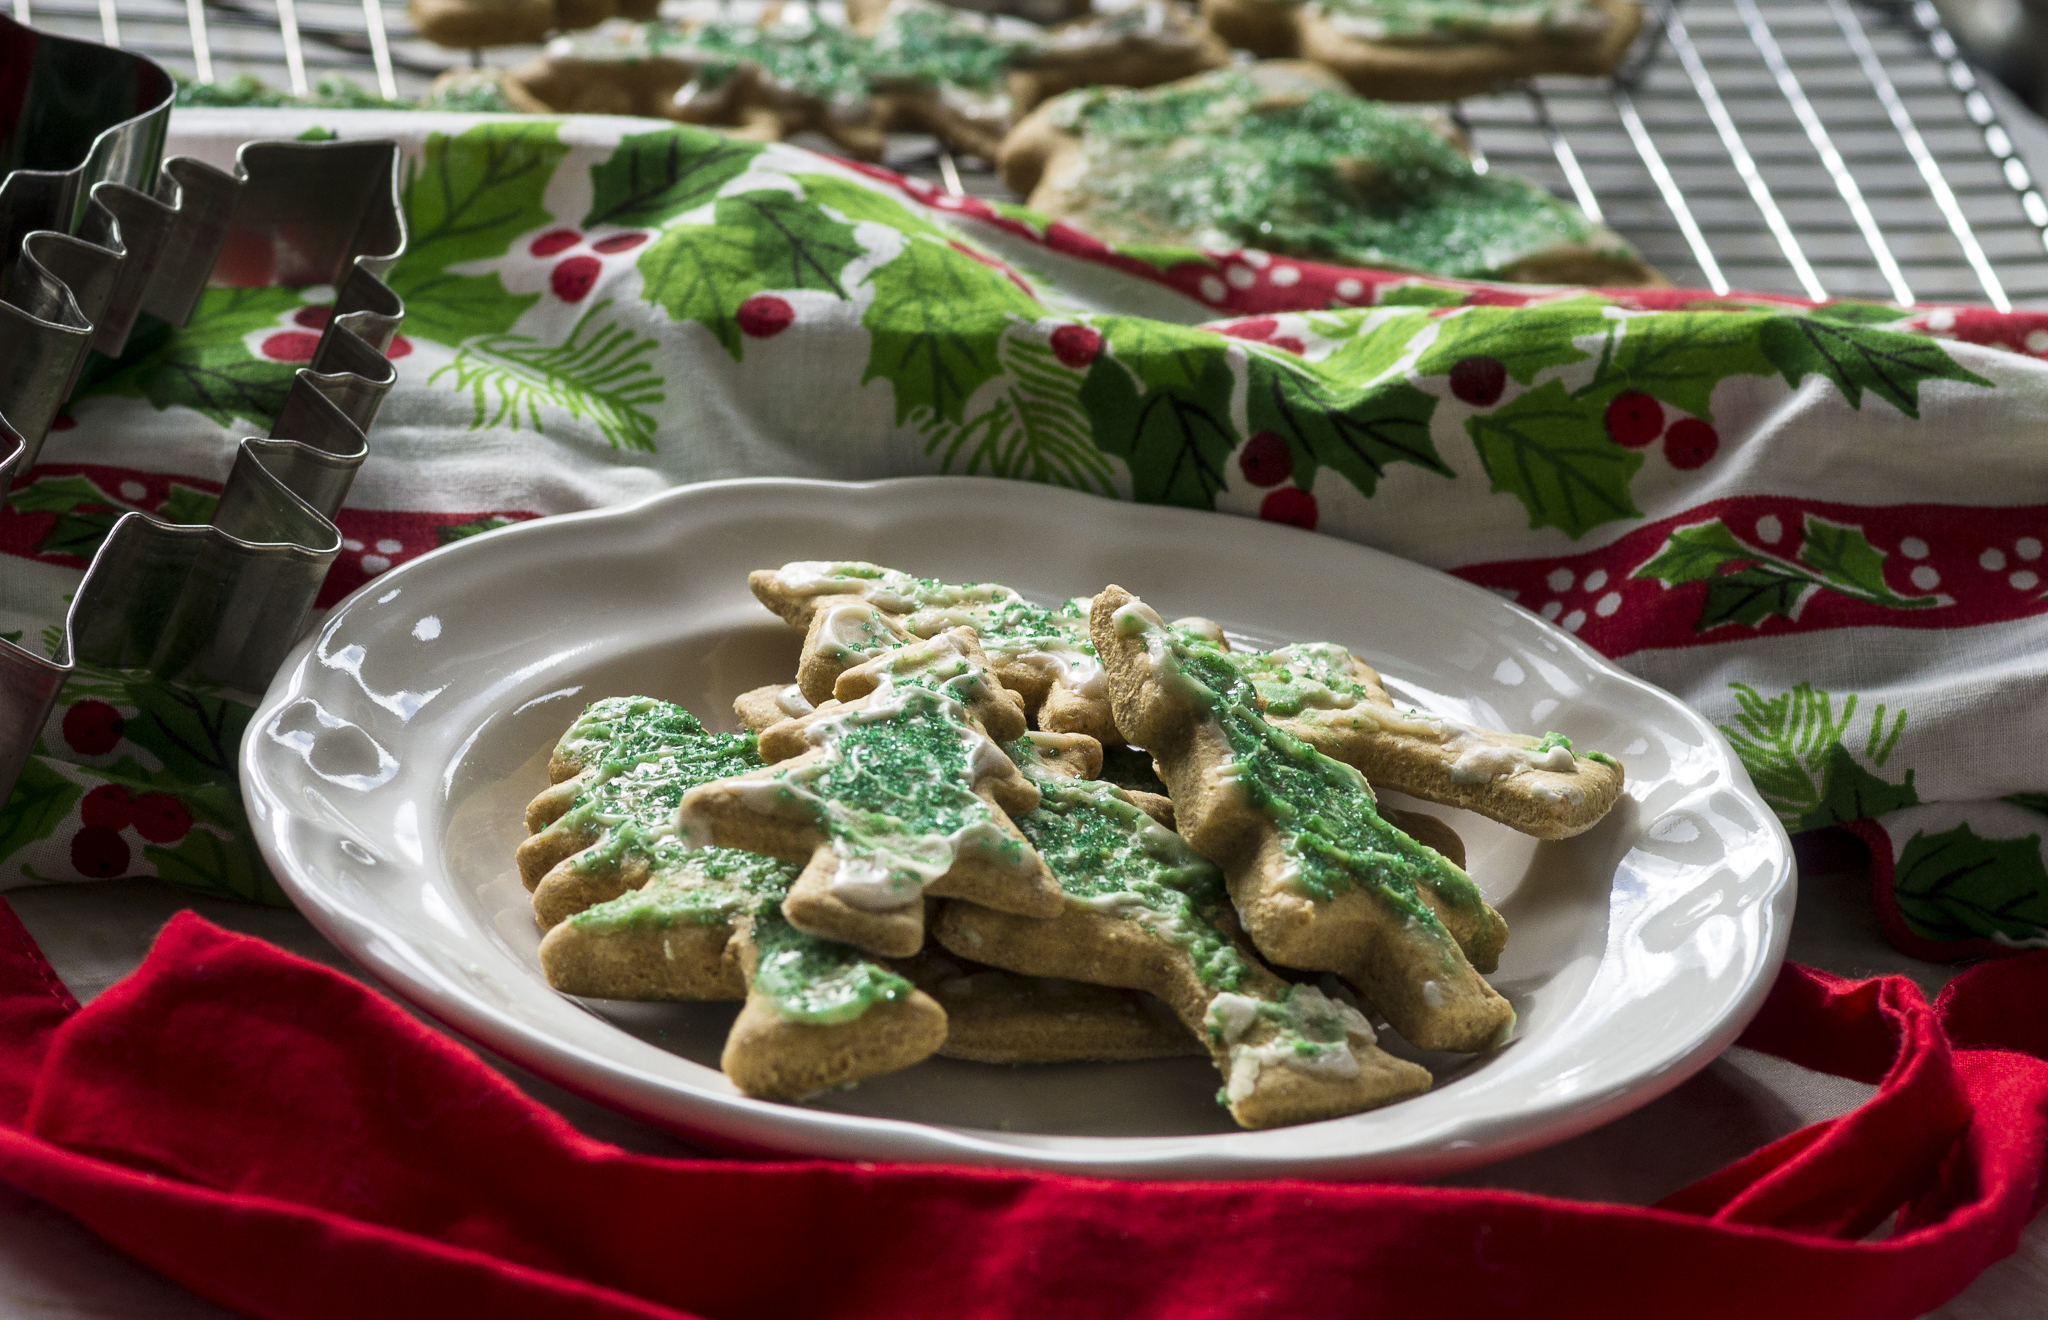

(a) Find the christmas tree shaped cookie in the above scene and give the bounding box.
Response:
[520,696,947,1098]
[1090,586,1515,1054]
[937,731,1433,1126]
[750,560,1118,741]
[680,628,1064,958]
[1237,641,1625,839]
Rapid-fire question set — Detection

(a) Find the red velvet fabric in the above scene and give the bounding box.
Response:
[0,904,2044,1320]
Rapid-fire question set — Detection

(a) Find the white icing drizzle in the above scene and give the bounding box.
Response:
[774,685,815,717]
[1204,986,1374,1104]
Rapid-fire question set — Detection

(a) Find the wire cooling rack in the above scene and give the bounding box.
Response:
[15,0,2048,307]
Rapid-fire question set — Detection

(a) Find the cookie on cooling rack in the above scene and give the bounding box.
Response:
[998,60,1660,285]
[1203,0,1645,101]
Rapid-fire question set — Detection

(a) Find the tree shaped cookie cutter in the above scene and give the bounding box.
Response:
[0,15,408,808]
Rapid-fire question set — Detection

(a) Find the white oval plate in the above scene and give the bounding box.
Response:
[243,477,1793,1181]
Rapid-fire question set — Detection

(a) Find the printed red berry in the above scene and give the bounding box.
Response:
[1220,317,1277,342]
[1664,417,1720,469]
[1448,356,1507,407]
[1604,391,1665,447]
[293,304,333,329]
[80,784,133,832]
[50,414,77,431]
[385,335,413,360]
[1260,486,1318,530]
[63,700,124,755]
[1049,324,1102,369]
[737,295,796,339]
[591,231,649,254]
[131,793,193,844]
[70,827,129,878]
[1269,336,1306,355]
[1238,432,1292,488]
[550,255,602,302]
[529,228,582,257]
[259,331,322,363]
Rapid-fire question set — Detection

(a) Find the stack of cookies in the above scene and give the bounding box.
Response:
[518,561,1625,1130]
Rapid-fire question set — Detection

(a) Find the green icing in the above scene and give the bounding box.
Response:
[654,3,1019,109]
[174,73,409,109]
[868,4,1022,91]
[1311,0,1609,42]
[1232,642,1373,719]
[1118,613,1486,929]
[779,562,1098,677]
[568,846,793,931]
[555,697,762,879]
[751,906,914,1025]
[549,695,904,1026]
[769,677,1025,904]
[1237,642,1615,767]
[670,16,875,106]
[1204,983,1358,1050]
[1008,743,1247,990]
[1059,72,1605,279]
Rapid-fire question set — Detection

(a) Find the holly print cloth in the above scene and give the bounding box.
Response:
[4,108,2046,959]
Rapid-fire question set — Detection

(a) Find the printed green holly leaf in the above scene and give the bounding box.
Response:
[1246,357,1445,499]
[33,510,122,561]
[70,286,304,426]
[4,474,111,514]
[1080,338,1237,509]
[1758,316,1993,418]
[1799,517,1907,604]
[640,189,866,360]
[1634,521,1755,586]
[1413,301,1611,384]
[1808,301,1915,326]
[986,199,1051,235]
[436,516,514,545]
[0,759,83,870]
[1467,379,1642,538]
[1605,311,1775,422]
[1374,284,1467,309]
[792,173,948,240]
[146,827,286,905]
[158,485,219,526]
[861,233,1040,425]
[391,122,569,344]
[1793,744,1919,831]
[1893,822,2048,944]
[2005,793,2048,819]
[1636,515,1941,632]
[583,129,763,228]
[1697,564,1815,630]
[1113,244,1216,273]
[1316,310,1429,381]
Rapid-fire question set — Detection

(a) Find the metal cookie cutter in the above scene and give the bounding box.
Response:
[0,15,409,808]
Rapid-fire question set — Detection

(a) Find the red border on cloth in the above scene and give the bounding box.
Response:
[0,908,2042,1320]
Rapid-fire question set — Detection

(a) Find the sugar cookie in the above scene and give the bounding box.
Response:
[1240,642,1624,839]
[680,629,1063,958]
[1090,586,1514,1053]
[937,731,1432,1125]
